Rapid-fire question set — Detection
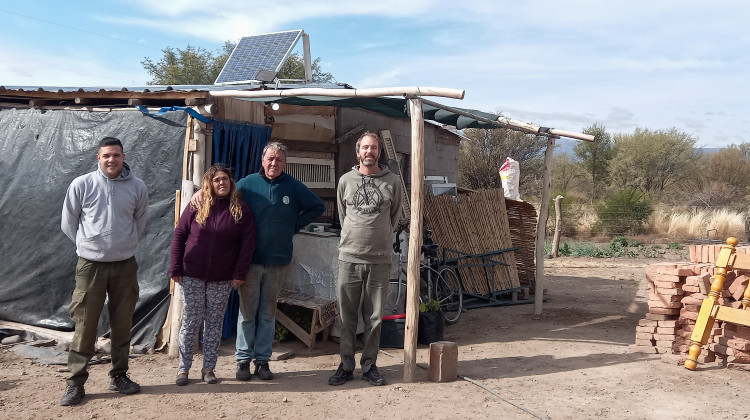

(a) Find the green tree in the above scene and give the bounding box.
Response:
[142,41,235,85]
[550,154,585,194]
[688,145,750,207]
[575,123,614,201]
[277,52,334,83]
[458,128,547,198]
[609,128,699,199]
[142,43,333,85]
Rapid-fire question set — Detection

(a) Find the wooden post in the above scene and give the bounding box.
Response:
[403,98,424,382]
[551,195,564,258]
[191,118,206,186]
[534,136,555,316]
[167,180,194,358]
[168,118,196,358]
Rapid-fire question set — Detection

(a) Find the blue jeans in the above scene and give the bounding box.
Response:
[235,264,288,364]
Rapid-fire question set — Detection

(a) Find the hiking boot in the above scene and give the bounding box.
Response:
[362,365,385,386]
[236,361,252,381]
[254,361,273,380]
[109,374,141,394]
[60,384,85,406]
[328,363,353,386]
[175,372,189,386]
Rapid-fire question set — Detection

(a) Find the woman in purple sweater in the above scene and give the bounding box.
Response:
[170,165,256,386]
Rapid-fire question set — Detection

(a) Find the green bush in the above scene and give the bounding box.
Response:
[668,242,682,250]
[611,236,628,248]
[595,188,654,235]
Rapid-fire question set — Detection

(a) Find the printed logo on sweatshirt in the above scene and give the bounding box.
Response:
[282,196,290,205]
[353,178,383,214]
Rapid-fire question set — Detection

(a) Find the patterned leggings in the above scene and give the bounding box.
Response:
[178,276,233,372]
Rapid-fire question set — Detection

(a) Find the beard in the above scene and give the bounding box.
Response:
[361,157,377,166]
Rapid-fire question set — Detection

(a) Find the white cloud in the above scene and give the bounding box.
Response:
[0,45,147,86]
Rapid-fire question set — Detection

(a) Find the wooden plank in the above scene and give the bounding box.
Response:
[380,129,410,220]
[715,306,750,325]
[181,115,193,180]
[275,309,312,347]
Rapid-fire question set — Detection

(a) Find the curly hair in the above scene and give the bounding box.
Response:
[194,164,243,226]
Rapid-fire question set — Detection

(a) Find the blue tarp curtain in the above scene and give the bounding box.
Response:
[211,119,272,339]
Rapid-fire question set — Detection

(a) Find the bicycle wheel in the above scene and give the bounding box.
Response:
[435,267,463,324]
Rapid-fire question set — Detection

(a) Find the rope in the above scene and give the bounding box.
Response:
[379,350,549,420]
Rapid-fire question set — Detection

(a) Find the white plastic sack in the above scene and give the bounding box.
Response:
[499,157,521,200]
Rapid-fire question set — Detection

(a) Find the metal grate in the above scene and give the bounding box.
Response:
[285,157,335,189]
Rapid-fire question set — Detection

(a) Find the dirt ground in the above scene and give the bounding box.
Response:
[2,249,750,420]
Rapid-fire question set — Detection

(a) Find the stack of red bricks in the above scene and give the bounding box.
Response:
[629,242,750,370]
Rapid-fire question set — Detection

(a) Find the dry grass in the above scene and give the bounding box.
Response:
[651,206,745,241]
[555,203,746,241]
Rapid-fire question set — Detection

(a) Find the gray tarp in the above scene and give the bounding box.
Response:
[0,107,185,347]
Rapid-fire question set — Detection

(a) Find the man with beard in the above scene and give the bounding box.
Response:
[329,131,403,387]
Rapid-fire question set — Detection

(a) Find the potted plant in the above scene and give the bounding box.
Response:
[418,299,444,345]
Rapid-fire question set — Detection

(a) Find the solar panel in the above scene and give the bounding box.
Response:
[215,29,303,84]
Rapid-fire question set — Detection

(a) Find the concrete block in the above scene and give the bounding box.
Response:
[428,341,458,383]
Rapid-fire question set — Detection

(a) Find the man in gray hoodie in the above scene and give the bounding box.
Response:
[59,137,148,406]
[329,131,403,387]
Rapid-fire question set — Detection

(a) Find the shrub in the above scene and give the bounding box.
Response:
[595,188,654,235]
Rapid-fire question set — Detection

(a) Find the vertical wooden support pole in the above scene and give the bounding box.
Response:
[534,136,555,316]
[182,115,194,180]
[169,118,196,358]
[551,195,564,258]
[191,118,206,185]
[302,32,313,83]
[403,98,424,382]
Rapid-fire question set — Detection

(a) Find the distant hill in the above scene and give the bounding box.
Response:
[553,138,720,157]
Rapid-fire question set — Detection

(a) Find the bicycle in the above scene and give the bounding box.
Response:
[388,221,463,324]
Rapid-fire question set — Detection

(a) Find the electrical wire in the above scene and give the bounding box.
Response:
[379,349,549,420]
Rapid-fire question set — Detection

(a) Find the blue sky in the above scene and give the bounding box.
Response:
[1,1,748,148]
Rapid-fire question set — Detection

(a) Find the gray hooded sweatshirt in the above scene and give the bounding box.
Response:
[337,164,403,264]
[61,162,148,262]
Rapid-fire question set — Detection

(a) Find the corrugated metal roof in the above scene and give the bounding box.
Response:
[0,82,345,94]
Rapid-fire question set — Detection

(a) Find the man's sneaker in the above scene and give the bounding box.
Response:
[362,365,385,386]
[254,361,274,380]
[60,384,85,406]
[236,361,252,381]
[328,363,354,386]
[109,374,141,394]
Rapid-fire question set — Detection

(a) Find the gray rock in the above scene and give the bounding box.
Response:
[1,335,23,345]
[131,344,149,354]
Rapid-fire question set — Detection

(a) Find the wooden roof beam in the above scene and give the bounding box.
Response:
[209,86,465,100]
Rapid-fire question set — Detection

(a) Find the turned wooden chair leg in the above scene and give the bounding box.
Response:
[684,238,736,370]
